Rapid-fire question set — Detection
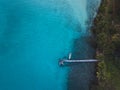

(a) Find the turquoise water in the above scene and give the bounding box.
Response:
[0,0,100,90]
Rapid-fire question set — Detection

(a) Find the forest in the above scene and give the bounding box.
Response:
[91,0,120,90]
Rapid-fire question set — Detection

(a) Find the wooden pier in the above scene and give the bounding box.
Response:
[59,59,99,66]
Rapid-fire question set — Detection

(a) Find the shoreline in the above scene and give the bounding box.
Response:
[67,1,102,89]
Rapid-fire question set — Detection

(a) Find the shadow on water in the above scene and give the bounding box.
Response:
[67,0,101,89]
[68,36,96,90]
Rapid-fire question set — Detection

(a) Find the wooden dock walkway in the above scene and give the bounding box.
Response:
[59,59,99,66]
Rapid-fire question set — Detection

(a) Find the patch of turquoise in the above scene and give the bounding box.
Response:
[0,0,100,90]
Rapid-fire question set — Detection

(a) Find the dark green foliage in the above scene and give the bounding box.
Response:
[90,0,120,90]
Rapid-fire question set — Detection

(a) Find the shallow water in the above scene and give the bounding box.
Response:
[0,0,100,90]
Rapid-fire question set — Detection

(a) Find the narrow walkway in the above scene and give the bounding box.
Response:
[63,59,98,63]
[59,59,99,66]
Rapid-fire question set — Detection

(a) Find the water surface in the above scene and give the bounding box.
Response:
[0,0,100,90]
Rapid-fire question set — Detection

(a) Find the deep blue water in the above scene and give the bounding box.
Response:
[0,0,100,90]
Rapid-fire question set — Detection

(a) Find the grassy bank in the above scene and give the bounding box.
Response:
[90,0,120,90]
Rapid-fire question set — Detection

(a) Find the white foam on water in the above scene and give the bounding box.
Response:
[66,0,88,33]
